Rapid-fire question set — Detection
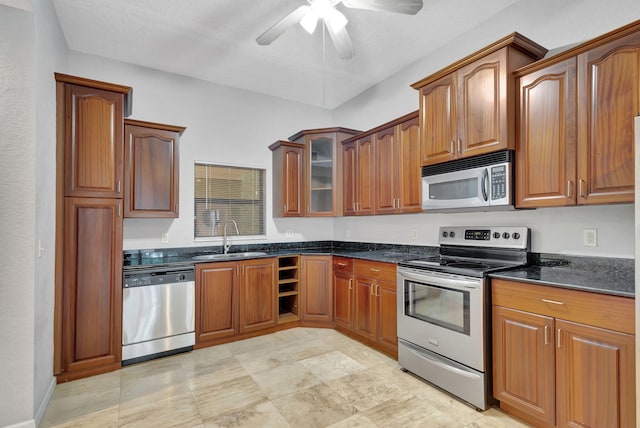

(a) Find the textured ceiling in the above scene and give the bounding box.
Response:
[52,0,520,108]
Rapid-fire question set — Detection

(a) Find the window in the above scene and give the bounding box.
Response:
[194,163,265,239]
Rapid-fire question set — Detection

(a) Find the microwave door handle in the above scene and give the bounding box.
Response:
[481,168,489,201]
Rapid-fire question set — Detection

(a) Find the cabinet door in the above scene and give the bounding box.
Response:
[333,271,353,329]
[374,127,399,214]
[196,262,239,345]
[342,141,358,216]
[492,306,555,426]
[419,74,457,166]
[397,116,422,212]
[64,85,124,198]
[283,145,304,216]
[239,258,277,334]
[376,279,397,354]
[307,134,337,216]
[61,197,122,379]
[124,123,180,217]
[577,32,640,204]
[457,48,508,158]
[301,255,332,323]
[517,59,577,208]
[356,136,375,215]
[353,277,376,341]
[556,319,635,428]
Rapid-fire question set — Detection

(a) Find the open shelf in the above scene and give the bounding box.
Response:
[276,255,299,324]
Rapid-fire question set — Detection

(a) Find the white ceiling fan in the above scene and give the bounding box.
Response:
[256,0,424,59]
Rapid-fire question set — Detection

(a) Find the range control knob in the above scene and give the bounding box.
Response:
[442,231,448,238]
[502,232,511,239]
[493,232,501,239]
[449,231,455,238]
[512,232,521,240]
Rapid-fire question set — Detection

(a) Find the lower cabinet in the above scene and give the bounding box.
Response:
[492,278,635,428]
[300,255,333,324]
[335,258,397,356]
[59,197,123,382]
[195,257,276,347]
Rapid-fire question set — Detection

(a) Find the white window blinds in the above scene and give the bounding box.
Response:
[194,163,265,239]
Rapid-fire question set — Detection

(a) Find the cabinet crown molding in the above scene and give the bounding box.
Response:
[54,72,133,117]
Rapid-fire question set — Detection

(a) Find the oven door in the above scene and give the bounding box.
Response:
[397,267,485,371]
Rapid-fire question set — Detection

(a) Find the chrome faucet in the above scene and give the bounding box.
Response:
[221,220,239,254]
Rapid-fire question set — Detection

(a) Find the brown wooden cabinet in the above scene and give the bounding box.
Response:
[59,197,123,381]
[269,141,305,217]
[351,259,398,356]
[412,33,546,167]
[124,119,184,218]
[300,255,333,324]
[289,128,361,216]
[333,257,354,330]
[196,261,239,345]
[492,278,635,428]
[516,22,640,208]
[342,136,375,216]
[55,74,132,382]
[195,258,277,347]
[239,258,278,334]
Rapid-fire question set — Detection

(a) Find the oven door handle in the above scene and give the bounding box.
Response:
[398,270,481,290]
[403,342,480,380]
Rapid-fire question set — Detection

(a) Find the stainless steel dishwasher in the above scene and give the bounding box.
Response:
[122,266,195,365]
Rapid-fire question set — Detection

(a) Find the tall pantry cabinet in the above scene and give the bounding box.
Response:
[54,73,133,382]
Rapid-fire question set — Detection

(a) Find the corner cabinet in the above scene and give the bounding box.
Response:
[124,119,185,218]
[412,33,547,166]
[289,128,361,216]
[55,73,132,382]
[492,278,635,428]
[269,141,305,217]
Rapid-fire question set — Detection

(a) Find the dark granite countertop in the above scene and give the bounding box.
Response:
[490,255,635,298]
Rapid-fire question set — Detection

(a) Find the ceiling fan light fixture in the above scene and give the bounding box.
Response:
[300,12,319,33]
[326,8,348,32]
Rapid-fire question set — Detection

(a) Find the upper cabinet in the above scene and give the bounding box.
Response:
[412,33,547,167]
[342,111,422,216]
[56,73,133,198]
[516,21,640,208]
[124,119,185,218]
[269,140,305,217]
[289,128,361,216]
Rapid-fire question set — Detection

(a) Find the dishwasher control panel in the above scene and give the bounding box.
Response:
[123,267,195,288]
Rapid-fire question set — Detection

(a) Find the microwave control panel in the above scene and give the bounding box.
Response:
[490,166,506,200]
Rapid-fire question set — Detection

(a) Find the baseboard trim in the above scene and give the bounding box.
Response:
[34,376,56,426]
[3,419,36,428]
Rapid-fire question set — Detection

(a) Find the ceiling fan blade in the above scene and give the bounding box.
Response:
[256,5,311,45]
[326,24,355,59]
[341,0,423,15]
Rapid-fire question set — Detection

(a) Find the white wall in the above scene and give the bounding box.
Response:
[332,0,640,259]
[33,0,68,423]
[67,52,335,250]
[0,4,37,427]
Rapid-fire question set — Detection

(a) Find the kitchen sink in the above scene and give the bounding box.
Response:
[192,251,268,261]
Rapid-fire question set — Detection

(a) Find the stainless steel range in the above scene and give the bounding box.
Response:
[397,226,530,410]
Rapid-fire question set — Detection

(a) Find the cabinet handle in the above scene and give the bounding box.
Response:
[542,298,565,306]
[284,204,287,212]
[117,180,121,194]
[557,328,562,348]
[376,283,380,297]
[370,283,375,295]
[579,179,586,198]
[338,262,346,267]
[544,325,549,345]
[117,202,121,217]
[457,139,462,154]
[567,180,573,198]
[370,268,380,273]
[348,278,353,290]
[450,140,454,154]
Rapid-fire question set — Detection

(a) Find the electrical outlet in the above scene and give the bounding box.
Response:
[411,229,418,241]
[285,230,294,238]
[583,229,597,247]
[37,240,44,258]
[161,233,169,244]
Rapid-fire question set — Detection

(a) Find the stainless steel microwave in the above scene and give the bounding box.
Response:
[422,150,514,212]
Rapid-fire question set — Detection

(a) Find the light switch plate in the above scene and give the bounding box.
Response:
[161,233,169,244]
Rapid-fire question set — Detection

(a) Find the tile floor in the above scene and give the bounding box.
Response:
[41,328,530,427]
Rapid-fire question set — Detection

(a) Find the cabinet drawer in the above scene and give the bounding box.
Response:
[492,279,634,334]
[333,257,353,273]
[353,260,396,283]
